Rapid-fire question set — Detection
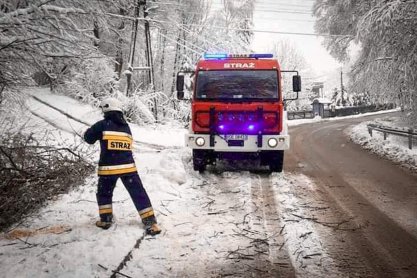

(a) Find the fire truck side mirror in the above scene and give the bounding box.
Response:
[293,75,301,92]
[176,74,185,99]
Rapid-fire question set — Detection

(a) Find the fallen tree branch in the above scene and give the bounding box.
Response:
[0,146,31,176]
[291,213,357,230]
[110,231,147,278]
[279,224,286,235]
[299,231,312,239]
[208,210,227,215]
[98,264,133,278]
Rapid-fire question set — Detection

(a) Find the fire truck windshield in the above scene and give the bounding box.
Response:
[196,70,279,101]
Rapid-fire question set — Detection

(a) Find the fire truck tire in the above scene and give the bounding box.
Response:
[268,150,284,172]
[193,150,207,173]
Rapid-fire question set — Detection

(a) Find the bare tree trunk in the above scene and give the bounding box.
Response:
[115,8,126,79]
[0,84,5,106]
[158,28,167,93]
[93,20,100,47]
[170,27,182,97]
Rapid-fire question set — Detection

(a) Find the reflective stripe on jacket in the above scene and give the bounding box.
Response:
[98,163,137,175]
[84,119,137,176]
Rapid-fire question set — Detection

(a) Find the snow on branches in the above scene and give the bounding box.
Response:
[313,0,417,127]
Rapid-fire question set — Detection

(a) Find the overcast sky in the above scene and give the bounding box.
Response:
[208,0,343,92]
[209,0,341,76]
[250,0,341,75]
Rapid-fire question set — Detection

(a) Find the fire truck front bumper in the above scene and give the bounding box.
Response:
[185,134,290,152]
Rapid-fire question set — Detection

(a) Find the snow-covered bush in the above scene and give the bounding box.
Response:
[104,86,190,125]
[314,0,417,128]
[160,99,191,125]
[111,89,156,124]
[0,89,29,126]
[55,58,118,105]
[0,112,94,232]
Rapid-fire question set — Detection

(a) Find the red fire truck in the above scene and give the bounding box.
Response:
[176,53,301,172]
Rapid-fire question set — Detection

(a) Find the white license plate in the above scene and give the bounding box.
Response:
[225,134,248,140]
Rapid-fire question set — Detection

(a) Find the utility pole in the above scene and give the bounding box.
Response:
[124,0,157,120]
[143,0,157,120]
[126,0,141,96]
[340,67,345,106]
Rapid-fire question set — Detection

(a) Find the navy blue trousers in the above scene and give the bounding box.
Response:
[96,172,155,223]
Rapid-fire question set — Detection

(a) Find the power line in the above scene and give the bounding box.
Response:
[104,13,348,38]
[256,2,312,6]
[207,8,313,15]
[157,9,313,17]
[144,24,202,56]
[154,0,313,11]
[160,19,251,54]
[210,5,312,13]
[253,9,312,15]
[252,17,315,23]
[175,23,349,38]
[153,11,315,23]
[152,1,314,15]
[152,0,315,15]
[172,22,223,52]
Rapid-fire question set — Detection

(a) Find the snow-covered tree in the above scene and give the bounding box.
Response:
[0,0,101,88]
[1,0,255,124]
[313,0,417,127]
[146,0,255,122]
[271,40,306,72]
[269,40,310,111]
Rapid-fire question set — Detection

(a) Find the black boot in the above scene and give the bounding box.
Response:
[143,216,161,235]
[96,215,113,230]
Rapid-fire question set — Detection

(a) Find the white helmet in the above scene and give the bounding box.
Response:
[99,97,123,112]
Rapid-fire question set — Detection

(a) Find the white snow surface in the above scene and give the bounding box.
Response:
[0,88,414,277]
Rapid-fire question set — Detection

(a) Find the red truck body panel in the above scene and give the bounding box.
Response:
[192,101,284,134]
[191,57,284,135]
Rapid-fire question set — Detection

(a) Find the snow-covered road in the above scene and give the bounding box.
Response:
[0,149,342,277]
[1,88,416,277]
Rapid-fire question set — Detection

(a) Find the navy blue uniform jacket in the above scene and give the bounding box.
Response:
[84,119,137,176]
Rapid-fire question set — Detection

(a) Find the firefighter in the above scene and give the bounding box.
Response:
[83,97,161,235]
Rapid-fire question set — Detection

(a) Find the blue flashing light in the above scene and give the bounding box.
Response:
[204,53,274,60]
[204,53,228,59]
[248,124,255,131]
[250,53,273,59]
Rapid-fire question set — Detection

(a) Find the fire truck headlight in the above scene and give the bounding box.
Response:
[268,138,278,148]
[195,137,205,147]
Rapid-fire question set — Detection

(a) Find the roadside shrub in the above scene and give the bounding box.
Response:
[55,58,117,105]
[0,121,95,232]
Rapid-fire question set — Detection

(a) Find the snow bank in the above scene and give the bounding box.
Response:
[348,121,417,172]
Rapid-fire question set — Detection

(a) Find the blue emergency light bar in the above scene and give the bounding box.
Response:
[204,53,228,59]
[204,53,273,60]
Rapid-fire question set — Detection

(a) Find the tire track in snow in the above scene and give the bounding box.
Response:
[248,173,296,277]
[271,173,345,277]
[109,231,147,278]
[179,152,296,276]
[186,167,297,276]
[117,155,263,277]
[164,155,287,276]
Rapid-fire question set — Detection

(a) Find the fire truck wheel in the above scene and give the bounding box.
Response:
[193,150,207,173]
[268,150,284,172]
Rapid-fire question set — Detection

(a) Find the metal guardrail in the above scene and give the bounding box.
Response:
[287,104,396,120]
[367,124,417,149]
[287,110,314,120]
